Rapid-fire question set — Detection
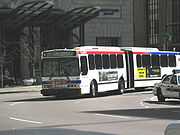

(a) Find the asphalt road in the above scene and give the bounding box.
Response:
[0,89,180,135]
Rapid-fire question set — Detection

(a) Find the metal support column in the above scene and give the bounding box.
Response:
[79,24,85,46]
[0,64,3,88]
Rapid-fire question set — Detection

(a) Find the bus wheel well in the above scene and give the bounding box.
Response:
[118,77,125,94]
[90,79,98,97]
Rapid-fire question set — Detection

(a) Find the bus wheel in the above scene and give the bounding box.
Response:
[90,80,98,97]
[157,88,165,102]
[118,79,125,94]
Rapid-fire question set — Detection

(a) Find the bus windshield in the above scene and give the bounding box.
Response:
[42,58,80,77]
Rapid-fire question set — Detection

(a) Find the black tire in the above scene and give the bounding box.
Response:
[157,89,165,102]
[90,80,98,97]
[118,79,125,94]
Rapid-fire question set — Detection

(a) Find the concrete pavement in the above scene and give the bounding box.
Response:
[0,85,41,94]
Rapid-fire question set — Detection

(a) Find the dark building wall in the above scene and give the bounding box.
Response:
[55,0,136,47]
[148,0,180,51]
[133,0,147,47]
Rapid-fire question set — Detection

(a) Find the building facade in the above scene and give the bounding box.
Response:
[0,0,179,85]
[147,0,180,50]
[56,0,147,47]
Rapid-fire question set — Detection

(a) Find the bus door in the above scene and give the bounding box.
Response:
[125,51,134,88]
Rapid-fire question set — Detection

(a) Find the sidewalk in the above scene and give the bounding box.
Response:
[0,85,41,94]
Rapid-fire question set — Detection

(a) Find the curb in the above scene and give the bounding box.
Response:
[0,85,41,94]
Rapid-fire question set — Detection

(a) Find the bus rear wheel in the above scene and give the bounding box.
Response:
[118,79,125,94]
[90,80,98,97]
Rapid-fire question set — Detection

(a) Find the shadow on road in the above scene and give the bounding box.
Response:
[5,89,152,102]
[5,91,123,102]
[0,128,115,135]
[84,107,180,120]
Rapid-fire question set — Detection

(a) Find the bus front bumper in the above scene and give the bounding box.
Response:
[41,88,81,96]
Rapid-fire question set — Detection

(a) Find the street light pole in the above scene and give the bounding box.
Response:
[1,64,3,88]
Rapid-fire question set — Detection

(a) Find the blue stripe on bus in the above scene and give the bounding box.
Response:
[42,81,48,84]
[70,80,81,84]
[150,52,180,55]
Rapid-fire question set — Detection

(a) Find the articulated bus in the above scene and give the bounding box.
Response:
[40,46,180,96]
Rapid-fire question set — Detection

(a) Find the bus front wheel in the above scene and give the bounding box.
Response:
[90,80,98,97]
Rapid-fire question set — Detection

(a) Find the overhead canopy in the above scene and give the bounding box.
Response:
[0,1,101,30]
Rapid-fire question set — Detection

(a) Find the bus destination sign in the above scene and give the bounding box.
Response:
[43,51,76,57]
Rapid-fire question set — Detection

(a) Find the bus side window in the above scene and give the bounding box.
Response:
[151,54,160,67]
[142,55,150,67]
[117,54,124,68]
[88,55,95,70]
[169,55,176,67]
[110,54,117,69]
[136,55,142,67]
[80,56,88,75]
[160,54,168,67]
[95,55,102,69]
[102,55,110,69]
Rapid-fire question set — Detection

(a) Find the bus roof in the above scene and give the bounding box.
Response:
[74,46,122,52]
[120,47,159,52]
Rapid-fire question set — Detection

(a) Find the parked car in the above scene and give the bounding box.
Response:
[153,73,180,102]
[22,78,36,86]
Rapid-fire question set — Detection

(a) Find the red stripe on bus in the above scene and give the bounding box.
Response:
[132,52,149,55]
[79,51,125,55]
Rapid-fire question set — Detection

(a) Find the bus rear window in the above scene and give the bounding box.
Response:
[102,55,110,69]
[88,55,95,70]
[142,55,150,67]
[160,55,168,67]
[110,55,117,68]
[151,54,160,67]
[136,55,142,67]
[95,55,102,69]
[169,55,176,67]
[117,54,124,68]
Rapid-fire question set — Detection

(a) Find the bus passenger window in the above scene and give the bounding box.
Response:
[169,55,176,67]
[142,55,150,67]
[95,55,102,69]
[110,55,117,69]
[117,54,124,68]
[102,55,110,69]
[88,55,95,70]
[80,56,88,75]
[151,54,160,67]
[160,55,168,67]
[136,55,142,67]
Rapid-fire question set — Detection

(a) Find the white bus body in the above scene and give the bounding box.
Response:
[41,46,180,96]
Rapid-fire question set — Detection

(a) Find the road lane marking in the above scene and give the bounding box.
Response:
[95,113,130,119]
[9,117,43,124]
[10,102,25,106]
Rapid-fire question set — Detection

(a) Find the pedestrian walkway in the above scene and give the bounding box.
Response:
[0,85,41,94]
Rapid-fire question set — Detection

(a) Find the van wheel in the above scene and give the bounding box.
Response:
[90,80,98,97]
[157,89,165,102]
[118,79,125,94]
